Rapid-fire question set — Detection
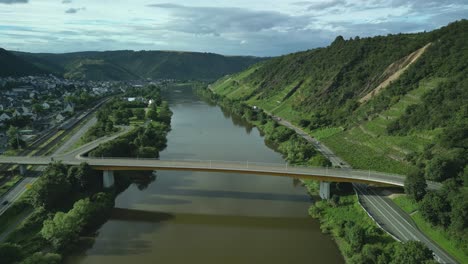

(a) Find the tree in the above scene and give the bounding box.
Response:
[404,169,427,201]
[32,103,44,114]
[391,241,433,264]
[21,252,61,264]
[419,192,451,227]
[7,126,25,149]
[41,212,81,250]
[146,108,158,121]
[425,155,458,182]
[0,243,23,263]
[29,163,71,210]
[134,108,145,120]
[449,191,468,231]
[157,101,172,124]
[75,162,93,191]
[344,222,365,253]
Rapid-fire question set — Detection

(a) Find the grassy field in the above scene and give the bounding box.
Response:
[392,195,418,214]
[392,195,468,263]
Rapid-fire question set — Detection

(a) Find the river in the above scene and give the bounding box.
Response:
[67,87,344,264]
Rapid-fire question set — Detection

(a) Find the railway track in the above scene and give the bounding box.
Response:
[0,97,111,181]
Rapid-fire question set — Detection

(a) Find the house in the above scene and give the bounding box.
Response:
[63,103,75,113]
[42,102,50,110]
[0,113,11,122]
[21,107,33,116]
[56,113,66,123]
[0,104,3,111]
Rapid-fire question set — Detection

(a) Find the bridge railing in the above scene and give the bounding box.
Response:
[84,156,406,185]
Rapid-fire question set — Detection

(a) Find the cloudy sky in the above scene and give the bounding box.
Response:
[1,0,467,56]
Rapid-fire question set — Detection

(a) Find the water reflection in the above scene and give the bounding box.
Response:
[67,86,344,264]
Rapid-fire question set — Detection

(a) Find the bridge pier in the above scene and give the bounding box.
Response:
[103,170,115,188]
[319,181,331,200]
[19,165,27,176]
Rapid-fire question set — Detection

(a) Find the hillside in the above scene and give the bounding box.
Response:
[14,50,264,81]
[210,20,468,261]
[0,48,47,77]
[211,19,467,175]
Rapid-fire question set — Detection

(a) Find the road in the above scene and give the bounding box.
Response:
[0,100,117,242]
[0,115,99,214]
[272,116,456,264]
[54,117,97,154]
[0,154,439,188]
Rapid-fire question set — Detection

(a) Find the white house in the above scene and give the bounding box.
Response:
[0,113,11,122]
[63,103,75,113]
[21,106,32,115]
[42,102,50,110]
[56,113,66,123]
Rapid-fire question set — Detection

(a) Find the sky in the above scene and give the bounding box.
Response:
[0,0,467,56]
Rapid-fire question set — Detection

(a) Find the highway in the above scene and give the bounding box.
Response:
[273,116,456,264]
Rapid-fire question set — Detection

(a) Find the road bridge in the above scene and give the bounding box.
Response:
[0,154,440,199]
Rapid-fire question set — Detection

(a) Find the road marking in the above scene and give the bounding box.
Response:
[354,185,410,240]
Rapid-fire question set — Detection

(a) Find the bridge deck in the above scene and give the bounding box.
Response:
[0,155,442,189]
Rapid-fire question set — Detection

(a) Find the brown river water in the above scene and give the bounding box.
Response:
[66,87,344,264]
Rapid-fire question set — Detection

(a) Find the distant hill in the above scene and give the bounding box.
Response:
[13,50,264,81]
[0,48,47,77]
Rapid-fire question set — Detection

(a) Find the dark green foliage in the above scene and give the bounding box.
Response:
[89,85,172,158]
[21,252,61,264]
[67,162,98,192]
[0,48,47,77]
[388,74,468,135]
[14,50,264,81]
[420,192,451,227]
[344,222,365,253]
[0,243,23,263]
[391,241,434,264]
[134,108,145,120]
[7,126,26,150]
[29,162,71,210]
[90,122,170,158]
[404,169,427,201]
[40,192,114,250]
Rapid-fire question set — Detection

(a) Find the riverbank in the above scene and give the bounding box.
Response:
[197,86,437,263]
[0,85,173,263]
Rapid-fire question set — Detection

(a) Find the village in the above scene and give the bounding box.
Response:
[0,75,123,153]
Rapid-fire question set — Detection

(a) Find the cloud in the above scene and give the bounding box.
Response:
[65,7,85,14]
[1,1,467,56]
[306,0,347,10]
[147,3,312,36]
[0,0,28,4]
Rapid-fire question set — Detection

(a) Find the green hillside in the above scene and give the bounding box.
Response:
[14,50,263,81]
[210,20,468,260]
[0,48,47,77]
[211,19,467,175]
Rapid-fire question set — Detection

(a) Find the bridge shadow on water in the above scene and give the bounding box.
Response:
[142,188,312,204]
[110,207,315,231]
